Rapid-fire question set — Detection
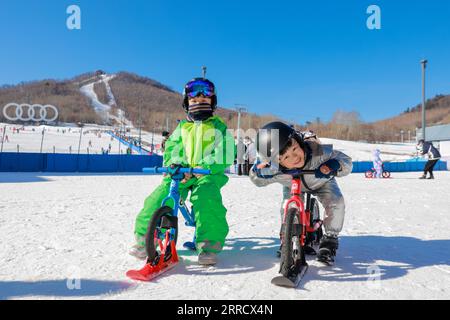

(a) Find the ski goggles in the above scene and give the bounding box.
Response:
[185,79,215,98]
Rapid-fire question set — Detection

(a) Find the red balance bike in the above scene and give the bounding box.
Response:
[365,164,391,178]
[271,169,324,288]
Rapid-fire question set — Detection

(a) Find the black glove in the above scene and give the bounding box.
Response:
[252,160,277,179]
[315,159,341,179]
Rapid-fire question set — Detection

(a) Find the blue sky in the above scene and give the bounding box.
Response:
[0,0,449,123]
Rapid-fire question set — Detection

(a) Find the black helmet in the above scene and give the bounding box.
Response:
[256,121,303,164]
[182,78,217,112]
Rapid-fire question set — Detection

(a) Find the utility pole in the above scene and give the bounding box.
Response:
[77,125,83,155]
[421,59,428,141]
[235,104,247,176]
[0,125,6,153]
[76,123,83,172]
[138,99,142,148]
[400,130,404,143]
[151,129,154,154]
[235,104,247,136]
[40,128,45,153]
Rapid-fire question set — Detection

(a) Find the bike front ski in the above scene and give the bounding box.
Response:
[271,263,308,288]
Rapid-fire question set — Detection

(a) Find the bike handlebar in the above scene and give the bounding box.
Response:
[143,167,211,175]
[280,169,317,176]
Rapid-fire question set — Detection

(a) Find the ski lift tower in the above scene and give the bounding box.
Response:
[421,59,428,141]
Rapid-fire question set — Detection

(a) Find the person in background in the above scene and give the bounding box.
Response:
[372,149,383,179]
[416,139,441,179]
[161,130,170,153]
[243,136,256,176]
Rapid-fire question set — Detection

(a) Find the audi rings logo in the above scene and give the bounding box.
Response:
[2,103,59,122]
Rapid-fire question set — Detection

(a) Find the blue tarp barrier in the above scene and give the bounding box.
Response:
[0,152,446,173]
[351,160,447,173]
[0,152,163,172]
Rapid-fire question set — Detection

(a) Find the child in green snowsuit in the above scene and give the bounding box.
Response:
[130,77,236,265]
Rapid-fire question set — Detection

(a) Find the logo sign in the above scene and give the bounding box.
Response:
[367,5,381,30]
[67,5,81,30]
[291,181,300,194]
[2,103,59,122]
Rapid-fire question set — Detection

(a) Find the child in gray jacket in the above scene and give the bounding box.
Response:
[250,122,353,265]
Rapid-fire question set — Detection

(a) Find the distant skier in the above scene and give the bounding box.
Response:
[372,149,383,178]
[161,130,170,153]
[416,140,441,179]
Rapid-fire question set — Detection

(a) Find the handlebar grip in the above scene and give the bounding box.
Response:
[142,167,167,173]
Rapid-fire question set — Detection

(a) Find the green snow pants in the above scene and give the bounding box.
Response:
[134,174,229,254]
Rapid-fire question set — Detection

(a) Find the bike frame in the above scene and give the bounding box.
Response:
[143,166,210,243]
[282,172,318,247]
[160,177,196,229]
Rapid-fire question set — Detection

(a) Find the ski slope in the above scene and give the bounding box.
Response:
[0,123,163,155]
[321,138,417,161]
[79,73,134,128]
[0,171,449,300]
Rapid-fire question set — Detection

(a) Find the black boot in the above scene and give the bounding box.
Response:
[317,235,339,266]
[427,173,434,179]
[419,174,427,179]
[304,233,317,255]
[304,244,317,255]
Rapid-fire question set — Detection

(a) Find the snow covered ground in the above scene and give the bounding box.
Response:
[321,138,417,161]
[1,171,449,300]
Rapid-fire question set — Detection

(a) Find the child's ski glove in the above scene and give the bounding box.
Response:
[167,164,187,181]
[315,159,341,179]
[252,160,278,179]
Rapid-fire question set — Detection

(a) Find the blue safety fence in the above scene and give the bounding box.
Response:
[351,160,447,173]
[0,152,447,173]
[0,152,162,172]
